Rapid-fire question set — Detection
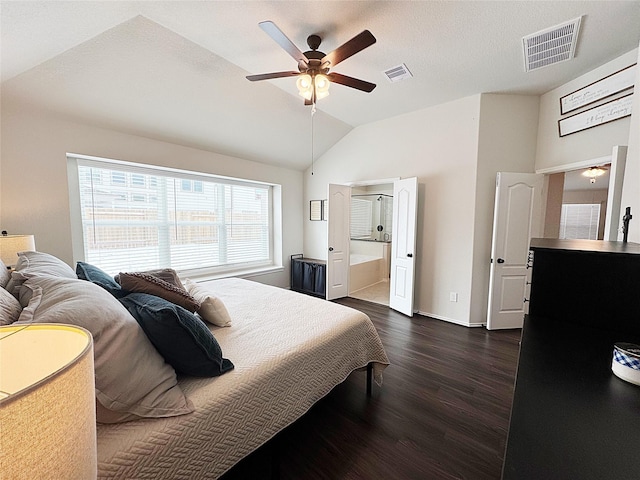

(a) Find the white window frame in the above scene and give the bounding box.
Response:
[67,153,283,279]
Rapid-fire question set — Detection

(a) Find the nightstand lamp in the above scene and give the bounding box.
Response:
[0,233,36,268]
[0,324,97,479]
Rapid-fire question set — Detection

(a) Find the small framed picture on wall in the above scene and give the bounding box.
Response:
[310,200,322,221]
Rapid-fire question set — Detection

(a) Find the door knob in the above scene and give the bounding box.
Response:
[407,253,413,258]
[328,247,334,252]
[497,258,505,263]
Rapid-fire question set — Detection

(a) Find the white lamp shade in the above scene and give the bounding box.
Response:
[314,74,330,100]
[296,74,313,100]
[0,324,97,479]
[0,235,36,267]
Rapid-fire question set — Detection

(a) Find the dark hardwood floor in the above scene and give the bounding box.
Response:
[221,298,522,480]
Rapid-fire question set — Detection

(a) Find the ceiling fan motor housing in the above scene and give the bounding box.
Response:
[301,36,327,73]
[307,34,322,50]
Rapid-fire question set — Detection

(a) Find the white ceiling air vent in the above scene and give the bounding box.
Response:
[523,16,582,72]
[383,63,413,83]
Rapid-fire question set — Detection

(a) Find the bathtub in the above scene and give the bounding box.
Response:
[349,243,390,294]
[350,253,381,266]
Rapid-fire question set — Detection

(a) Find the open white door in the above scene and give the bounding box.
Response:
[486,172,544,330]
[326,184,351,300]
[389,177,418,317]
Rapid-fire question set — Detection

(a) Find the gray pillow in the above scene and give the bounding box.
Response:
[0,260,10,288]
[8,251,76,302]
[16,274,193,422]
[0,287,21,325]
[116,271,200,312]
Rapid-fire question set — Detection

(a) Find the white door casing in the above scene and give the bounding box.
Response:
[486,172,544,330]
[604,145,627,240]
[534,145,627,241]
[326,184,351,300]
[389,177,418,317]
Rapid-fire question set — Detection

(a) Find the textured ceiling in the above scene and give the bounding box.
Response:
[2,1,639,170]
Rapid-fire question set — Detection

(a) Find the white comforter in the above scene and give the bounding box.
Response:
[97,278,389,479]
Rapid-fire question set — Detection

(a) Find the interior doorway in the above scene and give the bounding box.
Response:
[545,164,611,240]
[348,183,394,306]
[540,145,627,241]
[327,177,417,316]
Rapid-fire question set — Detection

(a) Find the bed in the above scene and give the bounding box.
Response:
[0,252,389,479]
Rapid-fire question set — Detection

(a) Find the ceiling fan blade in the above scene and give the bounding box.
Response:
[321,30,376,68]
[246,71,300,81]
[259,21,309,67]
[327,72,376,93]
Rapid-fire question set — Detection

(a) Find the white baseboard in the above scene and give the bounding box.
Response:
[416,311,484,328]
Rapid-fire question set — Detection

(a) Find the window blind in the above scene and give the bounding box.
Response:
[74,158,272,275]
[559,203,600,240]
[350,198,373,238]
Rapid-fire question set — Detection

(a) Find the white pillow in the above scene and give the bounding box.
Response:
[7,251,76,302]
[16,274,194,422]
[0,287,21,325]
[185,279,232,327]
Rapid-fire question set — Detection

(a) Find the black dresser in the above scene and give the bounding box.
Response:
[502,238,640,480]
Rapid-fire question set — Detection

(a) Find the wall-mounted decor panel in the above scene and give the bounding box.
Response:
[560,63,636,115]
[558,94,633,137]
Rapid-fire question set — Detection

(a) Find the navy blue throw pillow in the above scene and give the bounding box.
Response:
[119,292,234,377]
[76,261,124,297]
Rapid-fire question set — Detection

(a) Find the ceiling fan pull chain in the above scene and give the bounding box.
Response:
[310,105,315,175]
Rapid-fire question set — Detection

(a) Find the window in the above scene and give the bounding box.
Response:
[131,174,145,187]
[181,179,192,191]
[69,155,278,276]
[559,203,601,240]
[111,172,125,185]
[350,198,373,238]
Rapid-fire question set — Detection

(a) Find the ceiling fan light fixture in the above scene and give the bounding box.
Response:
[296,73,330,102]
[582,166,607,178]
[314,74,330,100]
[296,74,313,100]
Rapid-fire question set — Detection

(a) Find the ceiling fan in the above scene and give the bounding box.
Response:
[246,21,377,105]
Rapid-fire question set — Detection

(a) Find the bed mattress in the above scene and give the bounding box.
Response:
[97,278,389,479]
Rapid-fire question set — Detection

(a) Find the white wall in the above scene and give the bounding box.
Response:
[619,45,640,243]
[0,101,304,288]
[305,93,540,326]
[535,49,637,171]
[304,95,482,324]
[536,48,639,242]
[471,94,540,325]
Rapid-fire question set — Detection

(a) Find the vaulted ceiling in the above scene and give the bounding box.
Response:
[2,1,639,170]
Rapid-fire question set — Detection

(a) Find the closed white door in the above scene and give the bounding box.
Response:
[326,184,351,300]
[486,172,543,330]
[389,177,418,316]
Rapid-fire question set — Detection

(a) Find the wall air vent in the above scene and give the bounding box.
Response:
[523,16,582,72]
[383,63,413,83]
